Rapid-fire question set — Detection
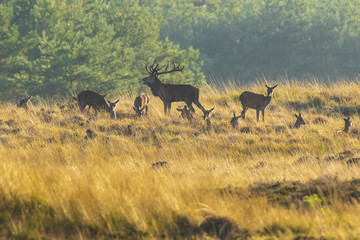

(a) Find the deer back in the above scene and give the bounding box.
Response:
[240,91,271,109]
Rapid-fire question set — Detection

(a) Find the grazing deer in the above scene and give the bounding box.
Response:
[73,89,119,117]
[239,84,278,121]
[230,112,241,128]
[133,93,149,117]
[142,61,214,119]
[338,116,354,134]
[294,113,305,128]
[176,105,194,121]
[17,96,32,110]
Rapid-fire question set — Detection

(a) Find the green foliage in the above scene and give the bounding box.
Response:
[0,0,204,98]
[303,194,322,208]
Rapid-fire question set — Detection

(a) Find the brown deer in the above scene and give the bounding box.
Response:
[142,61,214,119]
[108,99,120,119]
[17,96,32,110]
[338,116,353,134]
[239,84,278,121]
[133,93,149,117]
[230,112,242,128]
[73,89,119,118]
[176,105,194,121]
[294,113,305,128]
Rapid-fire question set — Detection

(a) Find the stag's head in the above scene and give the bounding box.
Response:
[265,84,278,97]
[142,61,184,87]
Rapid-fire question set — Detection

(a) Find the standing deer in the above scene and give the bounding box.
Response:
[73,89,119,118]
[142,61,214,119]
[17,96,32,110]
[133,93,149,117]
[230,112,242,128]
[239,84,278,121]
[294,113,305,128]
[342,116,353,133]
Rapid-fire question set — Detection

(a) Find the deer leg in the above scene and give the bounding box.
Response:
[262,110,265,122]
[241,107,247,120]
[145,106,148,116]
[186,102,195,112]
[256,109,260,121]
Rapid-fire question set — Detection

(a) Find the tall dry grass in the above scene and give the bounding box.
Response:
[0,80,360,239]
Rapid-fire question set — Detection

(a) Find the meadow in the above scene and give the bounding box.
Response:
[1,80,360,239]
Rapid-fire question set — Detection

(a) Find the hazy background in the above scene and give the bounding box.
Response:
[1,0,360,98]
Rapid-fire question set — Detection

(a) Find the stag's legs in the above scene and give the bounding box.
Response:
[240,107,247,120]
[163,102,171,115]
[256,109,260,121]
[261,110,265,122]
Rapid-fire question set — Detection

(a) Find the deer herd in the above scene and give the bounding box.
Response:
[16,61,354,134]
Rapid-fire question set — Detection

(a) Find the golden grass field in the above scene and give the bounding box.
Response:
[1,80,360,239]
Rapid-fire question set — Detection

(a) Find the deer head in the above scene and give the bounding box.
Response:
[142,61,184,86]
[176,105,193,120]
[203,107,214,120]
[230,112,242,128]
[294,113,305,128]
[344,116,354,133]
[265,84,278,97]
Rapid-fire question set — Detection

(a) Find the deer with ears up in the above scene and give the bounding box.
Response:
[239,84,278,122]
[142,61,214,119]
[294,113,306,128]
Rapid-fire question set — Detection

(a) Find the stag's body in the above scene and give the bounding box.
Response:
[133,93,149,117]
[74,89,110,113]
[142,62,213,119]
[239,84,278,121]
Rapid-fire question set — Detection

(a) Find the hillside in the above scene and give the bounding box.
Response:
[0,80,360,239]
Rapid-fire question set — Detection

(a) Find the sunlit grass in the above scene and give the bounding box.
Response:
[0,79,360,238]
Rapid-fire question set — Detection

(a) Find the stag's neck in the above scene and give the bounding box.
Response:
[264,95,272,106]
[149,82,162,97]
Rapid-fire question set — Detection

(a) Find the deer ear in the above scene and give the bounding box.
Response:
[176,108,182,112]
[299,113,301,117]
[233,112,236,117]
[115,99,120,104]
[272,84,278,89]
[265,84,269,88]
[132,106,136,111]
[209,107,214,113]
[295,114,298,118]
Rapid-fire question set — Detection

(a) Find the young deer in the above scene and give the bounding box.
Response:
[17,96,32,110]
[133,93,149,117]
[108,99,120,119]
[142,61,214,119]
[239,84,278,121]
[176,105,194,121]
[294,113,305,128]
[230,112,242,128]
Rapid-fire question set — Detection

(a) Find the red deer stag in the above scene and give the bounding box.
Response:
[133,93,149,117]
[73,89,119,118]
[239,84,278,121]
[142,61,214,119]
[17,96,32,110]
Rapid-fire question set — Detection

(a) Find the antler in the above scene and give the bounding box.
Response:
[157,63,184,75]
[145,61,184,75]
